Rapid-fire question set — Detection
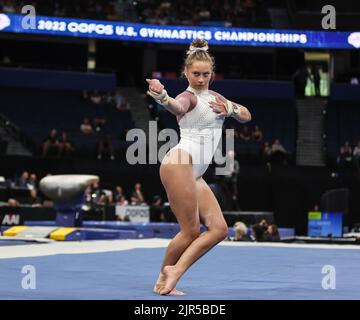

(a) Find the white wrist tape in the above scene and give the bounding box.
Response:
[224,100,234,116]
[147,89,170,106]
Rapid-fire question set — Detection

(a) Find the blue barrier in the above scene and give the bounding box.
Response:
[330,84,360,101]
[0,67,116,91]
[21,221,295,240]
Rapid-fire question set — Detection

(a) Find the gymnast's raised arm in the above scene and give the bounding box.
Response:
[146,78,191,116]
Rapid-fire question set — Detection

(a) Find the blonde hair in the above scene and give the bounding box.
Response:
[182,39,215,80]
[233,221,247,236]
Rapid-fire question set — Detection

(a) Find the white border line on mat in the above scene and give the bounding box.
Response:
[0,238,359,260]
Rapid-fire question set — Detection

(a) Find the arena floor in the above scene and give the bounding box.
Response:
[0,239,359,300]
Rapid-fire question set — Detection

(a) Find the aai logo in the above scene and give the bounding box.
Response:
[1,214,20,225]
[348,33,360,48]
[0,14,11,31]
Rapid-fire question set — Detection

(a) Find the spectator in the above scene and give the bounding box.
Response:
[85,183,98,206]
[96,191,112,205]
[337,141,353,167]
[97,135,115,160]
[130,182,145,205]
[262,141,272,162]
[114,89,129,110]
[89,182,113,205]
[42,129,60,157]
[92,117,106,132]
[292,64,309,98]
[89,90,102,104]
[114,185,125,202]
[104,91,114,104]
[266,224,281,242]
[80,117,94,134]
[150,195,166,222]
[2,0,15,13]
[353,141,360,165]
[233,221,253,241]
[252,219,269,242]
[198,6,211,20]
[7,198,19,207]
[59,131,75,157]
[27,189,43,207]
[117,195,129,206]
[344,141,353,154]
[28,173,38,190]
[239,125,251,141]
[311,65,321,97]
[271,139,287,154]
[84,185,92,203]
[271,139,288,164]
[251,125,263,142]
[17,171,29,188]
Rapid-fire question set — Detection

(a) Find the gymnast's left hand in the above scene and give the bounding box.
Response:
[209,96,228,118]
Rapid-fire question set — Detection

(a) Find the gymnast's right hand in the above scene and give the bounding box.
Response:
[146,79,164,94]
[146,79,170,106]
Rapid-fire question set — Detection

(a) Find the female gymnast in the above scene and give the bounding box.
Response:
[146,39,252,295]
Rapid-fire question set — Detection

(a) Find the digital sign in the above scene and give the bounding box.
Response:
[1,13,360,49]
[308,212,343,238]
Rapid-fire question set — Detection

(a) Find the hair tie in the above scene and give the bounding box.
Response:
[186,45,209,55]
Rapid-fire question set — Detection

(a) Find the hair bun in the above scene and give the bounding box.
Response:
[187,39,209,55]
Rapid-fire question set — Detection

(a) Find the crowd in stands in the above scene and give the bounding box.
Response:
[1,168,171,222]
[337,140,360,168]
[135,0,268,28]
[84,181,148,207]
[2,169,282,242]
[42,129,75,157]
[0,0,270,28]
[2,172,175,223]
[39,89,131,160]
[41,128,116,160]
[225,124,290,164]
[229,218,280,242]
[82,90,130,111]
[3,170,42,208]
[2,170,153,212]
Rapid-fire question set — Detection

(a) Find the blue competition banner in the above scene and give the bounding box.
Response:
[1,13,360,49]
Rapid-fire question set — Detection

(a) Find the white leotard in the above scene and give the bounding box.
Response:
[168,86,224,179]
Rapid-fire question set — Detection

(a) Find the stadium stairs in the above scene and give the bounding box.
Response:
[296,98,326,166]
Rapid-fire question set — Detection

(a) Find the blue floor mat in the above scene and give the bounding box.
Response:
[0,246,359,300]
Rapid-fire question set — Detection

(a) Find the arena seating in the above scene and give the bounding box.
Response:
[325,84,360,164]
[0,86,135,158]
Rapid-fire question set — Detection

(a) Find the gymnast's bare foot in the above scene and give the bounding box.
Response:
[153,283,184,295]
[154,270,184,296]
[159,265,182,295]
